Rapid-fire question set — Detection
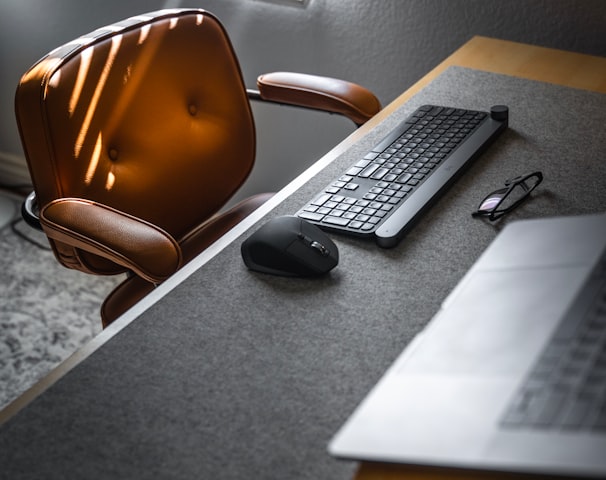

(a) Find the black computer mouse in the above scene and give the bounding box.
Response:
[241,215,338,277]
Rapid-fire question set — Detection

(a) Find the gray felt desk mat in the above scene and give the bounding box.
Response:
[1,67,606,479]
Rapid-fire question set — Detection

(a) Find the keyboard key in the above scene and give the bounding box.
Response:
[298,211,324,222]
[323,216,350,227]
[593,402,606,430]
[535,390,567,426]
[359,164,380,178]
[311,193,331,206]
[560,397,593,429]
[370,168,390,180]
[396,173,413,184]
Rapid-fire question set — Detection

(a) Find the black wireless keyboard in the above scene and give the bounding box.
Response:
[296,104,509,247]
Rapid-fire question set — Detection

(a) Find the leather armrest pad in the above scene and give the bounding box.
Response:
[257,72,381,125]
[41,199,182,283]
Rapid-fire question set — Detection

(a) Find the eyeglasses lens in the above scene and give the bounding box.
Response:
[478,190,506,212]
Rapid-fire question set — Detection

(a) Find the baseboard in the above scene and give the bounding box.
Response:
[0,151,31,187]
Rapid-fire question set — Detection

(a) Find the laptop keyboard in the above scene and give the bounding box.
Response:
[501,252,606,431]
[296,104,508,247]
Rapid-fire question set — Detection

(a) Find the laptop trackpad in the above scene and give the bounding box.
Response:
[399,267,587,377]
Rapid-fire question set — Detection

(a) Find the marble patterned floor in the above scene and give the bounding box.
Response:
[0,194,123,410]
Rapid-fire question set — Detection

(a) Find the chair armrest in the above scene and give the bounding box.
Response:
[255,72,381,126]
[40,198,182,283]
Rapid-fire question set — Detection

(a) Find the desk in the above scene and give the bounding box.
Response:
[1,37,605,480]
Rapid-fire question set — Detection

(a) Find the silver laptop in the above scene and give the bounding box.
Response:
[329,212,606,478]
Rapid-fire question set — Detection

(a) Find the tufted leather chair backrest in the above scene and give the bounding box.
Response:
[16,9,255,275]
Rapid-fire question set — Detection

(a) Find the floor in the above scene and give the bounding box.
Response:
[0,192,122,410]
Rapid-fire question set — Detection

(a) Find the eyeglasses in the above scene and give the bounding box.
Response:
[472,171,543,221]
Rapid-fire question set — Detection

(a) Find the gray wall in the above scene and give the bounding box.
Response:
[1,0,604,199]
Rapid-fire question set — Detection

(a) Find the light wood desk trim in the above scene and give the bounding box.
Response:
[399,36,606,104]
[355,36,605,480]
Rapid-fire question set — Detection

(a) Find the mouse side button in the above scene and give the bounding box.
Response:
[310,240,330,257]
[286,240,338,276]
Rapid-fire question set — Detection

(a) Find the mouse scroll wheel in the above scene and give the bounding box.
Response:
[310,241,330,257]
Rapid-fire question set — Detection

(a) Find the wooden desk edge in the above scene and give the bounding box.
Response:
[356,462,571,480]
[392,35,606,107]
[355,36,606,480]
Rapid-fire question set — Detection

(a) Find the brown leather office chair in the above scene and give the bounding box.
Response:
[15,8,381,327]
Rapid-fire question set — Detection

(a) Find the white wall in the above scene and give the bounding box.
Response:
[1,0,604,198]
